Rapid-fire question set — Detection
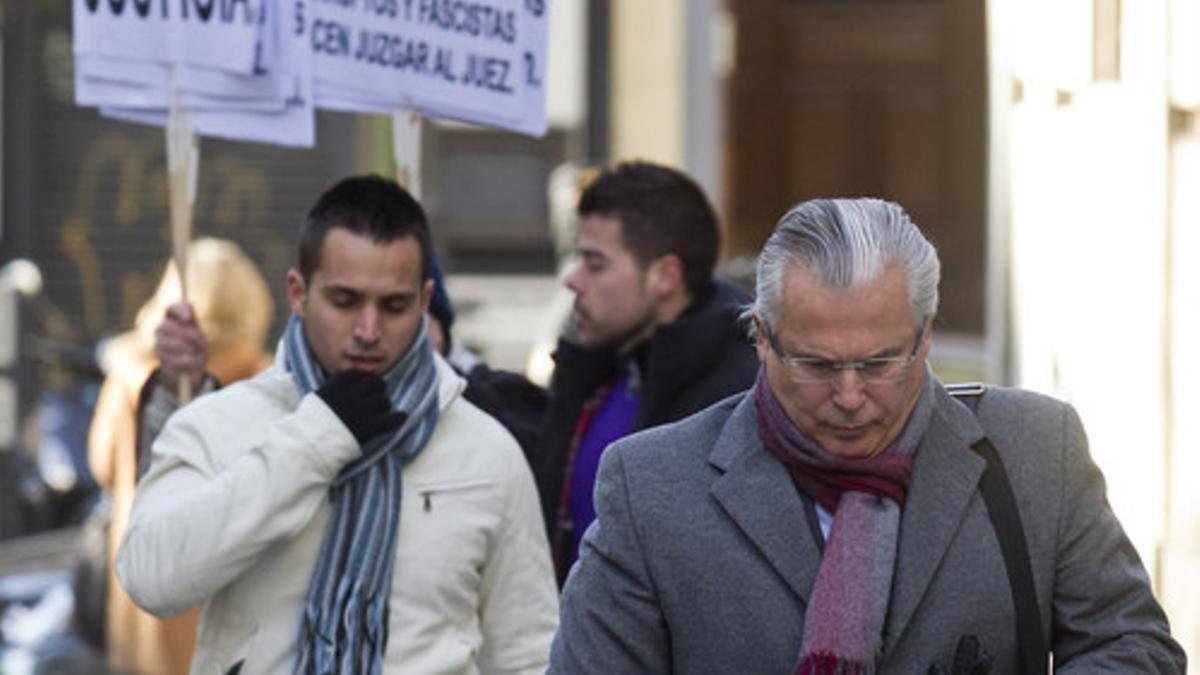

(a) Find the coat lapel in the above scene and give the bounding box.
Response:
[884,386,988,648]
[709,395,822,604]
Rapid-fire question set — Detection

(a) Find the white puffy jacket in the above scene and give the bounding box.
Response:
[118,355,558,675]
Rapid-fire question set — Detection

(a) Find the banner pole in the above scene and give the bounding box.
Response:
[391,107,423,200]
[166,70,199,404]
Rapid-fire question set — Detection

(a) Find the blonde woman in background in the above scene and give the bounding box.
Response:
[88,237,273,675]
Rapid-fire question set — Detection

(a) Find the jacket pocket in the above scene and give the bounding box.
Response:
[411,477,497,514]
[398,477,500,601]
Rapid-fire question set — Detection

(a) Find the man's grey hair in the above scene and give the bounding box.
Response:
[743,198,940,337]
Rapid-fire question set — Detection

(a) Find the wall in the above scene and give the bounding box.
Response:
[994,0,1196,665]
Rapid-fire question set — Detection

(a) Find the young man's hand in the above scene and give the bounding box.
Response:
[317,370,408,446]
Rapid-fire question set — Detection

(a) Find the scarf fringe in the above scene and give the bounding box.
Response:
[795,652,867,675]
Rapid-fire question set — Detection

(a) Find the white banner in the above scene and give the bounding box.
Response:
[73,0,547,147]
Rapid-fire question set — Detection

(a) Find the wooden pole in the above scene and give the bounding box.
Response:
[391,108,423,199]
[166,77,199,403]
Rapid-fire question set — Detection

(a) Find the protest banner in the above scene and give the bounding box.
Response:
[74,0,549,142]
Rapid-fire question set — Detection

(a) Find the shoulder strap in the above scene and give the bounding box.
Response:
[949,385,1048,674]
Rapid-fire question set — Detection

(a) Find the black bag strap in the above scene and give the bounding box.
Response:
[948,384,1048,674]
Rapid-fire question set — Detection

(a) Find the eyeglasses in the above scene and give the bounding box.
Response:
[764,324,924,384]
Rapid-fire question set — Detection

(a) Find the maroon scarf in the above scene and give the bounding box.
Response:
[753,368,930,675]
[753,372,913,512]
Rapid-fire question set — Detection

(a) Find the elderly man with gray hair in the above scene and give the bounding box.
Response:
[548,198,1185,674]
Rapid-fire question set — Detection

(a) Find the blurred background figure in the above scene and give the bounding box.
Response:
[425,255,547,472]
[536,161,758,584]
[87,237,273,675]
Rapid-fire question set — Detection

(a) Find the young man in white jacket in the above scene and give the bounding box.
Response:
[118,175,559,675]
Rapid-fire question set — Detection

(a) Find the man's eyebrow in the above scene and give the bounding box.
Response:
[790,343,906,361]
[321,284,360,297]
[867,344,907,359]
[790,348,833,361]
[319,286,417,303]
[380,290,418,303]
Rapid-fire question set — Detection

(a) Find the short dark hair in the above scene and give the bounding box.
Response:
[298,175,432,283]
[577,161,719,298]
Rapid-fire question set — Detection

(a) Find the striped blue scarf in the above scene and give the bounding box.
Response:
[281,314,440,675]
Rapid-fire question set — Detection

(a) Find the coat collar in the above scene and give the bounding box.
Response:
[884,382,987,647]
[706,378,990,640]
[431,352,466,413]
[551,280,750,389]
[709,394,822,603]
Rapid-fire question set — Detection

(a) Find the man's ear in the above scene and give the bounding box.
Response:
[647,254,685,300]
[752,315,772,365]
[286,269,307,317]
[419,278,434,313]
[918,317,934,356]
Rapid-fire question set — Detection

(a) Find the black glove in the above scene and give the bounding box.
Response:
[316,370,407,446]
[926,634,994,675]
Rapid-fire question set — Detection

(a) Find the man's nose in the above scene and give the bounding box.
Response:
[354,306,381,344]
[830,367,867,412]
[564,264,585,294]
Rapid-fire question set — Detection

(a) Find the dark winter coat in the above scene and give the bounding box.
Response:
[534,280,759,538]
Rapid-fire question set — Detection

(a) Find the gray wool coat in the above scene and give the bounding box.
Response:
[548,378,1186,674]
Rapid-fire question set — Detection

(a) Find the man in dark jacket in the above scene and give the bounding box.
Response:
[538,161,758,582]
